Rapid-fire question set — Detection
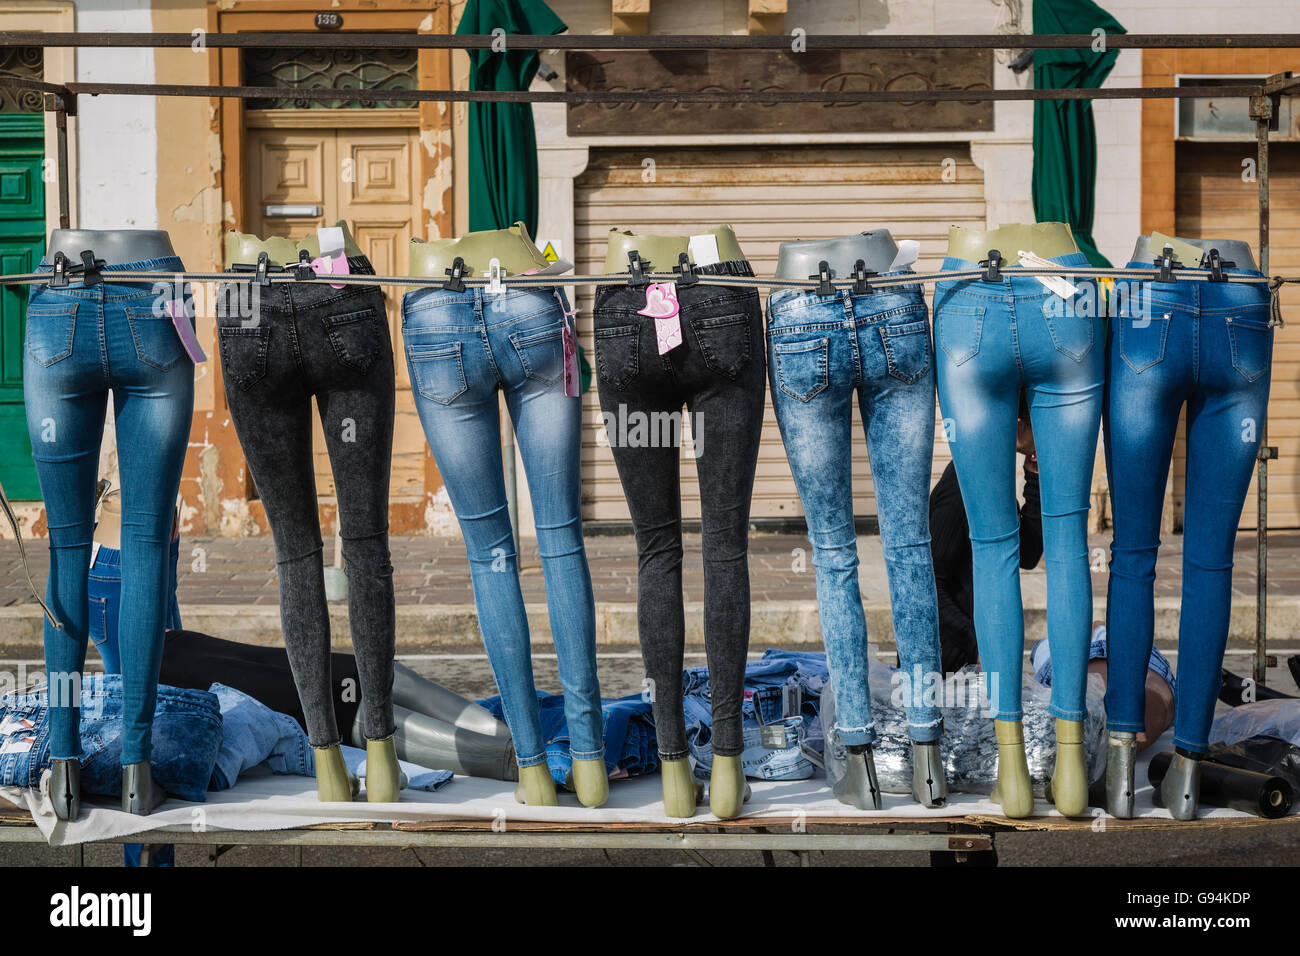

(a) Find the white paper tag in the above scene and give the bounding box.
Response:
[1018,250,1078,298]
[889,240,921,271]
[688,234,721,267]
[0,715,34,736]
[0,736,34,755]
[89,541,101,569]
[316,226,345,259]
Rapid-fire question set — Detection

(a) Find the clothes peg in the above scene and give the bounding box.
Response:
[673,252,699,287]
[851,259,877,295]
[1203,248,1236,283]
[49,251,70,288]
[291,249,316,281]
[627,250,649,286]
[485,258,505,295]
[442,256,467,293]
[980,249,1003,282]
[1154,245,1179,284]
[811,260,835,296]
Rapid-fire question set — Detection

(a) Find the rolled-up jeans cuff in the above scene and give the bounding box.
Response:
[1049,704,1086,722]
[835,724,878,749]
[658,748,689,763]
[569,746,605,762]
[907,716,943,743]
[515,750,548,769]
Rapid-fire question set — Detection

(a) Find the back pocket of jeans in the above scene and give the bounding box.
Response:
[324,308,385,375]
[878,317,932,384]
[1227,314,1273,382]
[1117,308,1171,374]
[125,304,185,371]
[595,323,640,391]
[510,324,564,387]
[1041,298,1094,363]
[217,325,270,391]
[690,312,752,380]
[407,340,467,405]
[25,302,78,368]
[772,338,828,402]
[936,304,984,366]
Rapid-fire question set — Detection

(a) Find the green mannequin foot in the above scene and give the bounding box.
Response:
[1048,718,1088,816]
[314,745,358,803]
[365,734,403,803]
[571,756,610,808]
[709,754,751,820]
[514,762,559,806]
[660,758,703,818]
[990,720,1034,819]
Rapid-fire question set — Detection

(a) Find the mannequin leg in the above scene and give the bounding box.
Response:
[1048,717,1088,816]
[364,735,402,803]
[313,744,357,802]
[507,364,607,807]
[834,744,882,811]
[708,754,751,819]
[392,662,511,741]
[514,764,558,806]
[660,758,703,818]
[989,719,1033,818]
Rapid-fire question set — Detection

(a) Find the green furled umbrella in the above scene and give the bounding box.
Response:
[456,0,566,236]
[1031,0,1126,267]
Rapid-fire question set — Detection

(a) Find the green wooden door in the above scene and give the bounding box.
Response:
[0,113,45,499]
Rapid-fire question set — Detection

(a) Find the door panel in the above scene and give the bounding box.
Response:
[0,114,44,500]
[246,123,423,507]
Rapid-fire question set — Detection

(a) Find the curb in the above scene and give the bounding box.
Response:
[0,597,1296,655]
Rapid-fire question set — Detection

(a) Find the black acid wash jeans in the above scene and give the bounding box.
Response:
[216,258,397,749]
[593,262,765,761]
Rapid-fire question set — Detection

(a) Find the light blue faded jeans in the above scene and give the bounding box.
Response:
[767,276,943,746]
[401,286,602,768]
[933,252,1102,723]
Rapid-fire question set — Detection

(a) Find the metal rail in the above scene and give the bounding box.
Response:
[1,31,1299,51]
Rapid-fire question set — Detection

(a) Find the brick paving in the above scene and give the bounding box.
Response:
[1,530,1295,609]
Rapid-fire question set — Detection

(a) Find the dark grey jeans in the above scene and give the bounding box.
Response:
[593,262,765,760]
[216,259,396,748]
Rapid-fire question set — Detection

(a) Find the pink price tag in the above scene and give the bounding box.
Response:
[562,319,580,397]
[311,250,350,289]
[638,282,682,355]
[168,298,208,364]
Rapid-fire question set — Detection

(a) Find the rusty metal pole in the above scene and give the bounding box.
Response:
[44,92,72,229]
[1250,87,1279,685]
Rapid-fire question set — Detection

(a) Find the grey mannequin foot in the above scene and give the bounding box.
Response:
[834,746,882,810]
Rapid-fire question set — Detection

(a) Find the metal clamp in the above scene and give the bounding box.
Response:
[979,249,1003,282]
[673,252,699,287]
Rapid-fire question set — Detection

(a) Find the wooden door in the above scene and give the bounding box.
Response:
[245,118,425,511]
[0,113,45,500]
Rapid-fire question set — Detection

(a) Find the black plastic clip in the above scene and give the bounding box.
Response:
[49,251,70,288]
[673,252,699,287]
[253,251,272,287]
[851,259,877,295]
[442,256,466,293]
[1203,248,1236,283]
[291,249,316,281]
[49,250,105,288]
[811,260,835,296]
[1154,244,1179,284]
[979,249,1003,282]
[627,250,649,286]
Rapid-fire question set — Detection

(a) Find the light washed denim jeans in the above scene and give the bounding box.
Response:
[401,286,603,768]
[934,252,1102,723]
[767,276,943,746]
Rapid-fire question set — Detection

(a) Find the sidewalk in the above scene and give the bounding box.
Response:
[1,531,1297,652]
